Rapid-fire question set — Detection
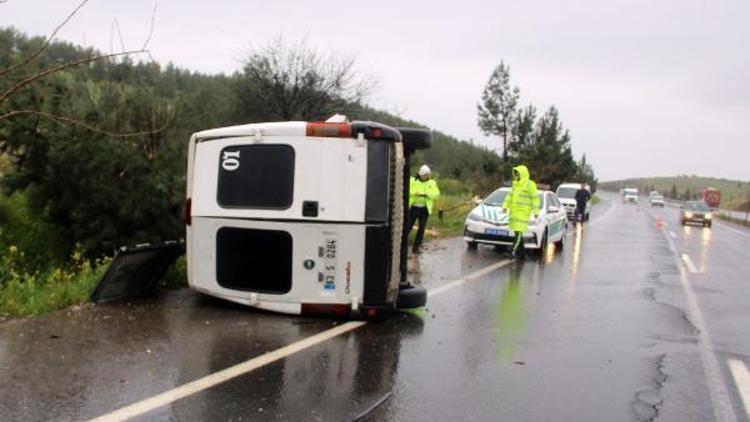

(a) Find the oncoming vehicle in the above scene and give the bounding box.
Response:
[556,182,590,221]
[649,195,665,207]
[680,201,712,227]
[183,118,432,318]
[623,188,639,204]
[463,187,567,253]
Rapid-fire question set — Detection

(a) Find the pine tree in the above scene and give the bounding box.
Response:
[477,62,520,160]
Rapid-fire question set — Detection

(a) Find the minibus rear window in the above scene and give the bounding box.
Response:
[216,227,292,293]
[217,144,294,209]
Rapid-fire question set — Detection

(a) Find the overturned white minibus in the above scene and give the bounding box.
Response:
[183,118,430,318]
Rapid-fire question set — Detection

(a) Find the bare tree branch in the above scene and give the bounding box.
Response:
[142,1,158,51]
[0,110,171,138]
[110,18,126,53]
[239,38,377,121]
[0,0,91,77]
[0,49,148,106]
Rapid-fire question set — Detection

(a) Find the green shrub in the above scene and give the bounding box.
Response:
[0,191,67,274]
[0,245,111,317]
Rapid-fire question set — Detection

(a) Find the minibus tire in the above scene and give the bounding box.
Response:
[396,283,427,309]
[397,128,432,151]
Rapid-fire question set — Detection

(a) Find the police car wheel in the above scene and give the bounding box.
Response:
[555,232,564,251]
[397,128,432,151]
[396,283,427,309]
[537,230,548,256]
[467,241,478,250]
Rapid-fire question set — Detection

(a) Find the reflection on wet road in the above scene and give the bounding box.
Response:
[2,194,750,421]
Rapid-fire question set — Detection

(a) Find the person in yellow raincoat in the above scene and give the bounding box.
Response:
[408,164,440,254]
[502,165,539,260]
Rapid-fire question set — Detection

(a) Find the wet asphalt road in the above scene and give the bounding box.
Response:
[1,193,749,422]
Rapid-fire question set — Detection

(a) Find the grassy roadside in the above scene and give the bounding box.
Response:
[591,194,601,205]
[406,194,474,243]
[0,248,112,318]
[0,250,188,318]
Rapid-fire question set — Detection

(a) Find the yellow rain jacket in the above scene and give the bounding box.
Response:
[409,177,441,214]
[502,165,539,233]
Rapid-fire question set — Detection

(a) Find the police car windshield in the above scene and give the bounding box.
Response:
[556,187,578,199]
[483,190,508,206]
[483,189,544,209]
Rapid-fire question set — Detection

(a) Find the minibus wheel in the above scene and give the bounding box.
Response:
[396,282,427,309]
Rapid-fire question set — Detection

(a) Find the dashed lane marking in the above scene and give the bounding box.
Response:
[670,231,677,239]
[728,359,750,418]
[681,253,698,273]
[89,259,512,421]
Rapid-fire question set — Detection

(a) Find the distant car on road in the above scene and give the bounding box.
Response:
[680,201,712,227]
[463,187,567,253]
[556,182,590,221]
[623,188,639,204]
[649,195,665,207]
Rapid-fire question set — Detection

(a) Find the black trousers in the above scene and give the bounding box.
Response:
[408,206,430,252]
[575,203,586,221]
[512,231,526,259]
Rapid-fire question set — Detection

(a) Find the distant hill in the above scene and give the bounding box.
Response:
[599,176,750,209]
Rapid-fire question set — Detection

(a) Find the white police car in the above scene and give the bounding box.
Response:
[463,187,568,252]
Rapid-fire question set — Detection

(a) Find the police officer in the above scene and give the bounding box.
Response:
[408,164,440,254]
[502,165,539,260]
[574,184,591,223]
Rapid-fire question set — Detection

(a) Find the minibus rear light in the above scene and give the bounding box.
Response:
[306,122,352,138]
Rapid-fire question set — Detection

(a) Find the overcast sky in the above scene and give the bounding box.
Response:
[2,0,749,181]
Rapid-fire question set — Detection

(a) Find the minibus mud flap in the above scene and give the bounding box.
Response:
[90,241,185,303]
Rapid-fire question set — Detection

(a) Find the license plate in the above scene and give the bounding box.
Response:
[485,228,508,237]
[323,238,337,291]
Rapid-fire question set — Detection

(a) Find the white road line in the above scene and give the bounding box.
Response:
[428,279,466,297]
[715,221,750,240]
[87,320,366,422]
[89,259,512,422]
[670,231,677,239]
[681,253,698,273]
[728,359,750,418]
[429,259,513,297]
[663,233,737,422]
[588,199,616,227]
